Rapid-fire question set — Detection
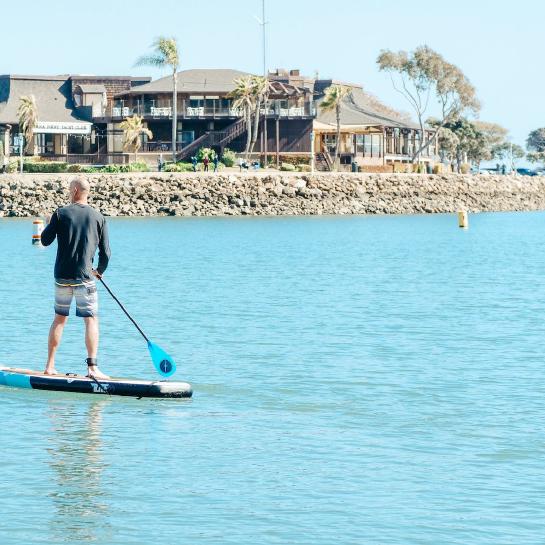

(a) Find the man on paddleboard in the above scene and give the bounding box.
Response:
[41,177,111,378]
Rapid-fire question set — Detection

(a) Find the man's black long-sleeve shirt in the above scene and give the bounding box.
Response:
[41,203,111,282]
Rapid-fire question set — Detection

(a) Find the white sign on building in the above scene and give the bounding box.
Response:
[35,121,92,135]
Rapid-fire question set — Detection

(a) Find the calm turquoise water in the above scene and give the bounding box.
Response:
[1,212,545,544]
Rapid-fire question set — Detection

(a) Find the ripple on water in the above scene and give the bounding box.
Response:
[1,213,545,544]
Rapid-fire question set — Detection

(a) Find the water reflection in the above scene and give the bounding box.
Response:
[45,398,111,543]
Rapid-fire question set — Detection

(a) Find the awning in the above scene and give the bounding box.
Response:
[35,121,92,135]
[313,120,383,134]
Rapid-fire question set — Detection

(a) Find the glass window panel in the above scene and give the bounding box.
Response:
[356,134,364,154]
[372,134,381,156]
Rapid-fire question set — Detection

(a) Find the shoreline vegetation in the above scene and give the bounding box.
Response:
[1,173,545,218]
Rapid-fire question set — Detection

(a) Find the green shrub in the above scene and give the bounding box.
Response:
[460,163,471,174]
[197,147,216,162]
[163,162,194,172]
[297,164,312,172]
[221,148,236,167]
[280,162,296,172]
[98,164,122,173]
[23,161,68,173]
[432,164,442,174]
[67,164,85,173]
[81,162,149,174]
[7,160,19,173]
[127,162,149,172]
[276,154,310,166]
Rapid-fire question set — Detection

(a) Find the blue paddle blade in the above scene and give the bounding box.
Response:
[147,341,177,378]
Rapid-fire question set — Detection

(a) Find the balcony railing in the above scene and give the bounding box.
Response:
[185,106,245,117]
[109,102,316,119]
[149,106,172,117]
[112,106,131,117]
[142,141,184,152]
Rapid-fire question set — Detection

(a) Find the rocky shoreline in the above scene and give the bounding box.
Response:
[1,172,544,218]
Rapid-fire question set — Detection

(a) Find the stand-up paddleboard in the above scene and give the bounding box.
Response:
[0,367,192,399]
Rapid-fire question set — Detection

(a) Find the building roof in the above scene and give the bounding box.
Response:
[75,84,107,94]
[116,69,252,96]
[0,75,87,124]
[315,87,420,130]
[70,75,150,82]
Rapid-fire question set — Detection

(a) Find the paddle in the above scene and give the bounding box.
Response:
[97,276,177,379]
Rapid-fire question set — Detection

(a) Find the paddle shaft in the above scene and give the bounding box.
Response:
[98,277,150,344]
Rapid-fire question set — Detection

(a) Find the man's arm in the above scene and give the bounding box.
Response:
[96,219,111,275]
[40,210,59,246]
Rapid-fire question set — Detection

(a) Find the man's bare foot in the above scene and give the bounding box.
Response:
[87,366,110,379]
[44,367,57,375]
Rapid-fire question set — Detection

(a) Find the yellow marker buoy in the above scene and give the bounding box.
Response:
[32,218,44,245]
[458,211,469,229]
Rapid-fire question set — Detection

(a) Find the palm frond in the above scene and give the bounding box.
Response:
[135,54,166,68]
[17,95,38,154]
[119,115,151,153]
[320,84,351,112]
[136,37,179,70]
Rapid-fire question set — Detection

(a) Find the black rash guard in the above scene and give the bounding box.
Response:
[41,203,111,282]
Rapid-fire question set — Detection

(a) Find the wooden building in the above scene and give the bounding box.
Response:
[0,69,436,169]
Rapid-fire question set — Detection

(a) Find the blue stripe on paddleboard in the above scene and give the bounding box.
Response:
[0,371,32,389]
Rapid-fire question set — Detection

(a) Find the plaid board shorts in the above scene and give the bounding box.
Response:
[54,280,98,318]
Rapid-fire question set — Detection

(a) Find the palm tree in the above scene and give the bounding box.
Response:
[136,37,180,162]
[248,76,272,157]
[120,116,153,162]
[320,85,351,171]
[17,95,38,155]
[229,76,256,160]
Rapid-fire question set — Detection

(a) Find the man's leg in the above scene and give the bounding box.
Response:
[84,316,99,360]
[84,316,109,379]
[45,314,68,375]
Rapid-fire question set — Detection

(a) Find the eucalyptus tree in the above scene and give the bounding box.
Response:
[526,128,545,164]
[428,117,483,171]
[17,95,38,155]
[377,46,480,163]
[230,76,256,160]
[120,115,153,162]
[527,128,545,153]
[136,37,180,161]
[494,142,525,169]
[320,84,351,170]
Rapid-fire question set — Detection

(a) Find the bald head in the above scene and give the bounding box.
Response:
[69,177,90,203]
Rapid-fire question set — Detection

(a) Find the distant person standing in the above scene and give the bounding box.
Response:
[41,178,111,379]
[157,153,165,172]
[203,156,210,172]
[0,151,7,174]
[213,155,219,173]
[238,157,243,172]
[191,156,198,172]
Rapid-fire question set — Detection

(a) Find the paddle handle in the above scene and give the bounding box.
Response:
[98,277,150,344]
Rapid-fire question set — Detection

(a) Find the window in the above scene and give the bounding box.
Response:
[371,134,381,157]
[356,134,364,154]
[35,133,55,155]
[323,134,337,153]
[181,131,195,146]
[189,97,204,109]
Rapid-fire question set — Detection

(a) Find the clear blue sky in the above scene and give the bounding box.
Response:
[2,0,541,150]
